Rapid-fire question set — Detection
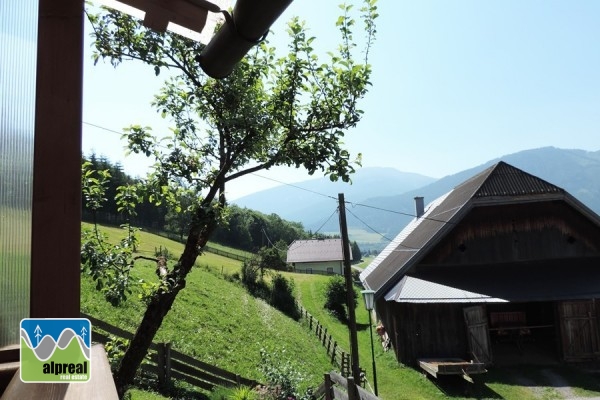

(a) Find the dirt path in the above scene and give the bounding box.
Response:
[540,368,600,400]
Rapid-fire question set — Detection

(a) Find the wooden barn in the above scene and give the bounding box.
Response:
[360,162,600,368]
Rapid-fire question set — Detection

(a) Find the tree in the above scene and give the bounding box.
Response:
[351,240,362,262]
[258,244,287,271]
[324,275,357,323]
[87,1,377,395]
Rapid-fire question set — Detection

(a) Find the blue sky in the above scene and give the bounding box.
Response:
[83,0,600,199]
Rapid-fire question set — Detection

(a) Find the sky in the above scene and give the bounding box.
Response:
[82,0,600,200]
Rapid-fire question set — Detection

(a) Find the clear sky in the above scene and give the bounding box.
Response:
[82,0,600,200]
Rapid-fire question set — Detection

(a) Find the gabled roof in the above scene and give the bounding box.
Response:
[360,161,600,299]
[287,239,348,263]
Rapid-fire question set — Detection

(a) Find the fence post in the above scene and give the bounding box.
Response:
[322,327,328,346]
[157,342,172,388]
[327,335,332,355]
[331,342,337,363]
[347,376,357,400]
[324,373,333,400]
[165,342,172,384]
[309,315,313,331]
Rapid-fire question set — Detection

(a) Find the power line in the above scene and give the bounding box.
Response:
[345,207,421,250]
[312,207,339,236]
[345,207,394,242]
[82,121,124,136]
[249,173,337,201]
[347,201,454,225]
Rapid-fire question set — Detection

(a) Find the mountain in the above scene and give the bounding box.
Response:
[233,147,600,253]
[233,167,436,228]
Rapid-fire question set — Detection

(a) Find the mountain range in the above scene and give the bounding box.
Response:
[233,147,600,252]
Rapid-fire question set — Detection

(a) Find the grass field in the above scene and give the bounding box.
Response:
[82,224,600,399]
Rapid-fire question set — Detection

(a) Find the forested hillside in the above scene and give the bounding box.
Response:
[81,155,353,254]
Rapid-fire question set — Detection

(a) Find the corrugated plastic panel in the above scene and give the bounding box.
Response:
[0,0,37,347]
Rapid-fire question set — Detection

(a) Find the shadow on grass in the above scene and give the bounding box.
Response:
[426,374,505,399]
[430,364,600,400]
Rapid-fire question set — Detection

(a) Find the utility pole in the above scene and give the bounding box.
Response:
[338,193,361,382]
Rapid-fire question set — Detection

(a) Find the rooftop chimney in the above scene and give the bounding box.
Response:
[414,196,425,218]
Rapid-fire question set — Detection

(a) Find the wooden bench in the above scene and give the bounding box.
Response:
[1,344,117,399]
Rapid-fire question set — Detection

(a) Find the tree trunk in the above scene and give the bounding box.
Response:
[114,288,180,397]
[114,208,216,398]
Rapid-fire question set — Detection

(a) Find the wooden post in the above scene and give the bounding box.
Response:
[339,193,361,382]
[165,342,172,383]
[331,342,338,363]
[309,315,313,331]
[323,328,328,346]
[324,373,333,400]
[157,343,166,387]
[30,0,83,321]
[156,342,172,388]
[347,376,358,400]
[327,335,332,355]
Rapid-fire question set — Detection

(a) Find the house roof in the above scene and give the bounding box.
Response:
[286,239,348,263]
[360,161,600,299]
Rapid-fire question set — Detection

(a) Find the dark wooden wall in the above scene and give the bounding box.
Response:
[379,302,468,366]
[423,201,600,265]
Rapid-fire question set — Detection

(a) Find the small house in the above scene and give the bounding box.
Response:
[360,162,600,367]
[287,239,350,275]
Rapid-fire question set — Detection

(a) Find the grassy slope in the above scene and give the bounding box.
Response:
[81,223,332,397]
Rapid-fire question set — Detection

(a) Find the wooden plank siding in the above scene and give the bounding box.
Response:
[385,303,469,366]
[558,300,600,361]
[421,202,600,266]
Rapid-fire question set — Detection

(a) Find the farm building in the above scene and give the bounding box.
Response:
[360,162,600,367]
[287,239,350,275]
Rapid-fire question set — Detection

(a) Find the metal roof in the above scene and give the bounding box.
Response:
[359,161,599,299]
[384,276,507,303]
[286,239,348,263]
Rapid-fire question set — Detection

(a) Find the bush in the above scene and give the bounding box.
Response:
[323,275,357,323]
[241,258,270,299]
[270,274,300,320]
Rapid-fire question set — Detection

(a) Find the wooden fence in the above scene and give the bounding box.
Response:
[203,245,252,262]
[314,371,379,400]
[82,313,259,391]
[298,306,351,376]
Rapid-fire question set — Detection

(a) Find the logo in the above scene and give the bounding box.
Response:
[20,318,91,383]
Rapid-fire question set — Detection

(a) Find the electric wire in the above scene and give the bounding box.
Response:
[83,121,453,243]
[312,207,339,237]
[345,207,421,250]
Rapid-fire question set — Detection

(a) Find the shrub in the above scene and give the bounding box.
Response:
[270,274,300,320]
[323,275,357,323]
[241,258,270,299]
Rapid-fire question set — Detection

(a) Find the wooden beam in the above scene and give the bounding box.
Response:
[118,0,209,33]
[30,0,83,319]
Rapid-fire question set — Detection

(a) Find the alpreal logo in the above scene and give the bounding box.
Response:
[20,318,91,383]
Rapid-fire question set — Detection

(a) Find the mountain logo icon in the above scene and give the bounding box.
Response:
[20,318,92,383]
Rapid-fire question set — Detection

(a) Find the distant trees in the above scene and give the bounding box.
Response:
[81,153,168,230]
[81,156,311,249]
[211,205,309,252]
[351,241,362,262]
